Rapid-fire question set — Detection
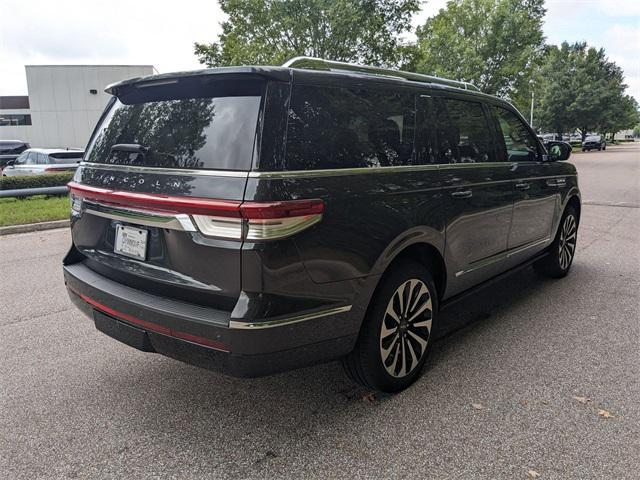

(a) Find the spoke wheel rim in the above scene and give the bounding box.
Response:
[558,214,577,270]
[379,279,432,378]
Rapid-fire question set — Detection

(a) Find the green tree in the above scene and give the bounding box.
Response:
[535,42,632,141]
[194,0,420,68]
[411,0,546,112]
[534,43,579,137]
[598,95,639,141]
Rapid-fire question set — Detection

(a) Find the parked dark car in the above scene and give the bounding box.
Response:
[582,135,606,151]
[0,139,30,170]
[63,58,580,392]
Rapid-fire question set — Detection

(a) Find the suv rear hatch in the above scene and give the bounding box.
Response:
[69,73,266,312]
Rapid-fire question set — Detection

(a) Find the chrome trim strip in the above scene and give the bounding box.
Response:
[228,305,352,329]
[248,164,440,178]
[83,202,197,232]
[437,162,514,170]
[455,236,551,277]
[80,162,250,178]
[505,236,550,258]
[81,161,577,181]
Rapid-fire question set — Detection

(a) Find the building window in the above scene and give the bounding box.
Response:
[0,96,30,109]
[0,114,32,126]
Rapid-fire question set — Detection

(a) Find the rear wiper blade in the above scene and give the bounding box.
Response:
[110,144,150,154]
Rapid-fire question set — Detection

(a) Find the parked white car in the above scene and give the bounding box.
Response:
[2,148,84,176]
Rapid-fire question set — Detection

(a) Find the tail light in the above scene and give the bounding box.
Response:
[68,182,323,241]
[45,167,70,172]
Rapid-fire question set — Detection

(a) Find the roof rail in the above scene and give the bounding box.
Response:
[282,56,480,92]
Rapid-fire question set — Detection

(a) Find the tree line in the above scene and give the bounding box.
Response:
[194,0,639,139]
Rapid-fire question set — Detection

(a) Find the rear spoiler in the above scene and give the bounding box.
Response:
[105,66,291,96]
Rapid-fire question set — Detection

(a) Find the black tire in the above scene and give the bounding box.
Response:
[582,148,586,152]
[342,261,438,393]
[534,206,578,278]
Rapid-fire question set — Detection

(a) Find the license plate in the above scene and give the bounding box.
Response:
[114,225,148,261]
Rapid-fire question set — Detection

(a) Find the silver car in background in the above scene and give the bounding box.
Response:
[2,148,84,176]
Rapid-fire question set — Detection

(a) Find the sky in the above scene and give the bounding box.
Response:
[1,0,638,100]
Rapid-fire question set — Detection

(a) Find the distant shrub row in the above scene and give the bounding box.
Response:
[0,172,74,191]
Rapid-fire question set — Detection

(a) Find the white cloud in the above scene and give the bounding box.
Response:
[1,0,638,101]
[0,0,225,94]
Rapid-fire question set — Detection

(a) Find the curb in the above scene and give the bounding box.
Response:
[0,219,69,236]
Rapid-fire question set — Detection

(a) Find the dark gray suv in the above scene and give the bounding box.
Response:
[63,58,579,392]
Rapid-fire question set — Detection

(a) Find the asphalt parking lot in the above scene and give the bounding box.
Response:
[1,144,639,479]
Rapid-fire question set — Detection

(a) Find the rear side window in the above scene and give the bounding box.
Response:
[440,98,495,163]
[492,106,539,162]
[285,85,415,170]
[85,78,264,171]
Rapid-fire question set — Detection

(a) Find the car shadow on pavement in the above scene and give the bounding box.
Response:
[85,263,580,448]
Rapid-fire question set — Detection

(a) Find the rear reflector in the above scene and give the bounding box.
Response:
[68,182,323,240]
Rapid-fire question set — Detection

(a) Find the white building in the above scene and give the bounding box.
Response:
[0,65,155,149]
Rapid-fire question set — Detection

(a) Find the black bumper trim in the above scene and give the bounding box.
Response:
[65,262,229,326]
[64,262,358,376]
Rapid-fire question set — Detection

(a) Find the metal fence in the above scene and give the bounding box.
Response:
[0,186,69,198]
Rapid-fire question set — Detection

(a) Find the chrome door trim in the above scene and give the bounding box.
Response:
[454,251,505,277]
[248,164,441,178]
[229,305,352,329]
[455,236,551,277]
[437,161,514,170]
[81,161,577,181]
[505,236,551,258]
[83,201,197,232]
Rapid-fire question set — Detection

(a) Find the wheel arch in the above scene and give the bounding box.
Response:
[369,225,446,293]
[566,193,581,223]
[389,243,447,303]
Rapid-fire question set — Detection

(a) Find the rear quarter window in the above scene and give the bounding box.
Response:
[285,85,415,170]
[440,98,495,163]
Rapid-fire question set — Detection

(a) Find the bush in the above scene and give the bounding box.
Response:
[0,172,74,190]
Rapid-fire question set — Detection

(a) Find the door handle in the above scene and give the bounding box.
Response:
[451,190,472,199]
[515,182,530,190]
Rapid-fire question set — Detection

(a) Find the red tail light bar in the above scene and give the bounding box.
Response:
[68,182,324,240]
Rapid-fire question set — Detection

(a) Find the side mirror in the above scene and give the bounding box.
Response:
[547,141,571,161]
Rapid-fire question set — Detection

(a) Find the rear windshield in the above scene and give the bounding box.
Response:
[49,152,84,164]
[85,77,264,171]
[0,143,28,155]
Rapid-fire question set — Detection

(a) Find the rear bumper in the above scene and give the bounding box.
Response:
[64,262,357,377]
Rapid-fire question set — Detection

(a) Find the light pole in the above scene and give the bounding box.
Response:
[530,90,534,128]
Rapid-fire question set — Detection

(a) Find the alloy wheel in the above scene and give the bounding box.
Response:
[379,279,432,378]
[558,214,577,270]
